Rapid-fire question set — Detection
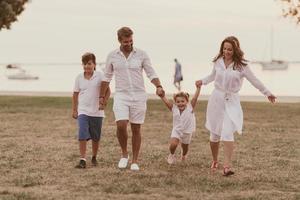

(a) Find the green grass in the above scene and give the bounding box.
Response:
[0,96,299,200]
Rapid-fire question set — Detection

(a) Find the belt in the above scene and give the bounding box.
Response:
[215,87,237,101]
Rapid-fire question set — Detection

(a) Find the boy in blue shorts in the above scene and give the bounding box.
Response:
[72,52,110,168]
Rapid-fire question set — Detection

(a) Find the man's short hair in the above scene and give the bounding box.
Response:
[117,27,133,40]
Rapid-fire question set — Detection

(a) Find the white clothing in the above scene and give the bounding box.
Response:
[103,47,158,100]
[210,130,234,142]
[171,103,196,136]
[113,97,147,124]
[73,71,104,117]
[210,133,221,142]
[209,108,236,142]
[104,47,158,123]
[171,132,193,144]
[202,58,271,136]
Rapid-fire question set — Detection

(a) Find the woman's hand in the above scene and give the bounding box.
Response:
[268,94,276,104]
[195,80,202,88]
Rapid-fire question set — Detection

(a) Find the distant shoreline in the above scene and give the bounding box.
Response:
[0,91,299,103]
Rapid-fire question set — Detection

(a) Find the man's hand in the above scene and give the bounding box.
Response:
[156,86,165,98]
[72,111,78,119]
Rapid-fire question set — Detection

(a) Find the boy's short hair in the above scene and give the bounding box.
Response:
[82,52,96,65]
[117,27,133,40]
[173,92,189,102]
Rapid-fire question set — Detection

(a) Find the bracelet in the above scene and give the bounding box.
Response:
[156,85,163,89]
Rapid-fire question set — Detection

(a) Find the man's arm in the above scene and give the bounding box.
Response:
[72,92,79,119]
[103,86,111,105]
[151,78,165,97]
[99,81,110,110]
[151,78,162,88]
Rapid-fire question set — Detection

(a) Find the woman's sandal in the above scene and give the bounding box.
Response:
[210,161,219,171]
[223,166,234,176]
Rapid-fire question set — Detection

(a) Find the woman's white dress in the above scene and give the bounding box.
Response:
[201,58,271,136]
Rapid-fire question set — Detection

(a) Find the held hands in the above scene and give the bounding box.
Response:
[195,80,202,88]
[99,97,106,110]
[72,110,78,119]
[268,94,276,104]
[156,86,165,98]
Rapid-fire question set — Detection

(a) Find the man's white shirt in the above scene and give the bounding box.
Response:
[103,47,158,100]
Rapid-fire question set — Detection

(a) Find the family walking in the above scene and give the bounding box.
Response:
[72,27,276,176]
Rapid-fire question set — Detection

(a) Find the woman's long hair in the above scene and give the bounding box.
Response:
[213,36,248,71]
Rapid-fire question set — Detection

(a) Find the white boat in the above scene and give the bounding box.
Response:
[7,69,39,80]
[259,27,289,70]
[259,60,288,70]
[6,64,19,69]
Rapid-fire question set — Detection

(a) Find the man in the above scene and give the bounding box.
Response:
[99,27,164,171]
[173,58,183,91]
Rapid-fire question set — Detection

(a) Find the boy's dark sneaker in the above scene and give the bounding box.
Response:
[91,156,98,166]
[75,159,86,169]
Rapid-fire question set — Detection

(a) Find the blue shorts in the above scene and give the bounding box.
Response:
[77,114,103,141]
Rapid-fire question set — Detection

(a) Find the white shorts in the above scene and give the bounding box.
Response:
[113,97,147,124]
[171,131,193,144]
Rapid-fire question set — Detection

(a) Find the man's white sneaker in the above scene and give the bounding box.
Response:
[118,156,129,169]
[167,154,176,165]
[130,163,140,171]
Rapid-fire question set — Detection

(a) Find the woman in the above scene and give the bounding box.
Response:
[196,36,276,176]
[174,58,183,91]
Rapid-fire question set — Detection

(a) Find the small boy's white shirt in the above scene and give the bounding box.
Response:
[73,71,105,117]
[171,103,196,136]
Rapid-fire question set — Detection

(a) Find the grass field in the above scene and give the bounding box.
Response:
[0,96,299,200]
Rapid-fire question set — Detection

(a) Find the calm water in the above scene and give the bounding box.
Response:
[0,63,299,97]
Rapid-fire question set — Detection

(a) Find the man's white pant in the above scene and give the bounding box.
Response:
[113,97,147,124]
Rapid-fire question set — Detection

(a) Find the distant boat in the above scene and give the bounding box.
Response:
[259,60,288,70]
[7,69,39,80]
[258,26,288,70]
[6,64,19,69]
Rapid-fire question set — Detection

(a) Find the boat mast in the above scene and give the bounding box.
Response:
[270,25,273,61]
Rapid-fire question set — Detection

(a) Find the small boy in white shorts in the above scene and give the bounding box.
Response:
[160,85,201,164]
[72,52,110,168]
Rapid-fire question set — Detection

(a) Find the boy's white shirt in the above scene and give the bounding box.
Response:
[73,71,105,117]
[171,103,196,136]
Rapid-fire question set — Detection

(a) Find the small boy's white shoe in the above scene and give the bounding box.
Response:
[118,156,129,169]
[167,154,176,165]
[130,163,140,171]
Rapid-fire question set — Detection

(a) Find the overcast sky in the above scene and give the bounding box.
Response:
[0,0,299,65]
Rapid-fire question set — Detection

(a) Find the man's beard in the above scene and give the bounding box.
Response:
[123,44,133,53]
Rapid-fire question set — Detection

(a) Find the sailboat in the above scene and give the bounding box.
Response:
[258,27,288,70]
[259,60,288,70]
[6,67,39,80]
